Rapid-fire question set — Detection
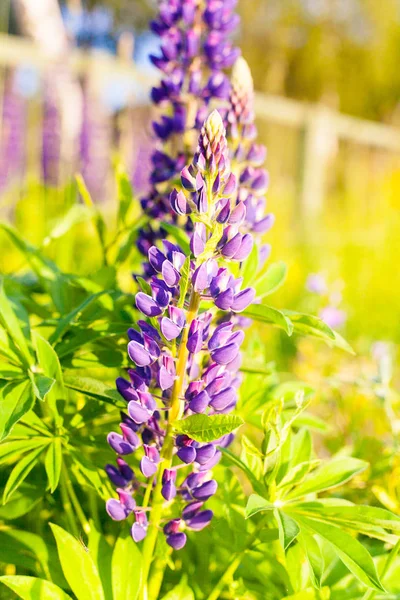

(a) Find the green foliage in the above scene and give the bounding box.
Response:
[0,173,398,600]
[174,414,244,442]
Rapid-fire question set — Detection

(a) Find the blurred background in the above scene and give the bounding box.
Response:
[0,0,399,372]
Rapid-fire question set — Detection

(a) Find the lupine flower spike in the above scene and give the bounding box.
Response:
[105,110,262,556]
[138,0,241,261]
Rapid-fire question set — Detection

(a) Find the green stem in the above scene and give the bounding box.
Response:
[206,516,270,600]
[62,463,91,535]
[60,466,79,537]
[362,538,400,600]
[140,291,201,600]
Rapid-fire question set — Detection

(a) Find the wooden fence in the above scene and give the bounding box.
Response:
[0,32,399,214]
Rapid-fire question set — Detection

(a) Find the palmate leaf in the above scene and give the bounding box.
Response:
[3,445,48,504]
[0,438,51,465]
[0,576,72,600]
[50,523,105,600]
[297,531,324,589]
[0,379,35,442]
[289,500,400,541]
[245,494,275,519]
[173,413,244,442]
[294,516,385,592]
[284,458,368,500]
[275,509,300,550]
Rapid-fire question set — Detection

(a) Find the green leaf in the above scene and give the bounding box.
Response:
[0,483,43,520]
[112,529,142,600]
[291,429,313,466]
[160,577,195,600]
[0,223,60,283]
[69,449,106,496]
[136,276,152,296]
[0,438,50,464]
[295,516,385,591]
[0,380,35,441]
[241,243,259,287]
[115,216,149,264]
[242,304,293,335]
[291,500,400,536]
[219,447,265,496]
[245,494,275,519]
[173,414,243,443]
[64,374,125,407]
[49,291,111,345]
[161,222,190,254]
[297,531,324,589]
[50,523,105,600]
[88,525,113,600]
[33,332,65,400]
[76,173,94,207]
[3,445,47,504]
[45,439,62,493]
[0,361,24,380]
[116,163,133,224]
[0,576,72,599]
[178,256,191,308]
[275,509,300,550]
[282,311,355,354]
[278,461,320,491]
[285,458,368,500]
[0,284,33,366]
[29,372,56,402]
[45,204,95,243]
[0,529,66,587]
[255,261,287,298]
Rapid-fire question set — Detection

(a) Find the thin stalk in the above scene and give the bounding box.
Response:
[362,538,400,600]
[62,463,91,535]
[140,291,201,599]
[88,489,101,532]
[60,466,79,537]
[206,516,271,600]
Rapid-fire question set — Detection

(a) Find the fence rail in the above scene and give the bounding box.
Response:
[0,33,399,214]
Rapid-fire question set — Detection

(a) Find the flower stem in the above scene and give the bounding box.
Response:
[206,516,270,600]
[62,462,90,535]
[60,466,79,538]
[140,291,201,599]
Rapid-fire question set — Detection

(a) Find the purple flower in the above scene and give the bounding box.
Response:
[131,511,148,542]
[140,445,160,478]
[106,489,136,521]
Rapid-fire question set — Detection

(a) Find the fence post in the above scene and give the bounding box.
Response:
[299,105,338,223]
